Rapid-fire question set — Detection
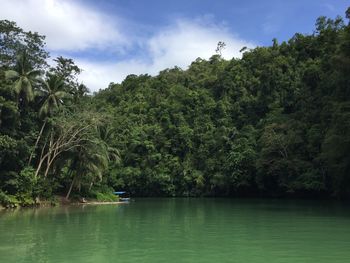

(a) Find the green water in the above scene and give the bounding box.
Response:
[1,198,350,263]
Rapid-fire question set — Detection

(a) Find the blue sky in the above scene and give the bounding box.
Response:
[0,0,348,91]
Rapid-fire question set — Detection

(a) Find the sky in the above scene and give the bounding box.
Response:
[0,0,348,92]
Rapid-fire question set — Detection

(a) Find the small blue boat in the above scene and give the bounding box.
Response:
[114,191,130,202]
[114,191,126,195]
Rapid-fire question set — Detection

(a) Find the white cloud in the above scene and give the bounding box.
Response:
[148,19,252,70]
[1,0,255,91]
[77,19,255,91]
[76,59,149,92]
[0,0,125,51]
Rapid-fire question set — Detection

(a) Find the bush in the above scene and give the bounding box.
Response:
[50,196,59,206]
[96,192,119,202]
[0,191,19,208]
[16,193,36,207]
[35,177,58,199]
[18,167,37,194]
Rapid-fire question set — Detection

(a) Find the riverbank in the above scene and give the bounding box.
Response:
[74,201,126,205]
[55,196,125,206]
[0,195,126,209]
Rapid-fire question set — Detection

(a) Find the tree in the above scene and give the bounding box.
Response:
[5,50,42,104]
[49,56,83,95]
[34,109,100,179]
[28,73,68,165]
[0,20,48,69]
[65,137,117,199]
[37,74,67,117]
[63,119,119,199]
[73,83,89,102]
[215,41,226,56]
[322,102,350,197]
[2,9,350,203]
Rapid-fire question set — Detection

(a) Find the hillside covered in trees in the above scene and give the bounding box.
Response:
[1,8,350,206]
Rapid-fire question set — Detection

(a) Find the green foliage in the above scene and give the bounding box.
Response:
[5,50,43,104]
[37,73,67,117]
[92,9,350,198]
[16,193,36,207]
[0,134,17,162]
[0,20,48,69]
[17,167,37,194]
[95,192,119,202]
[322,102,350,197]
[1,167,37,206]
[0,191,19,208]
[1,7,350,203]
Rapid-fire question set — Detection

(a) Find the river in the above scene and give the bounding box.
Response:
[1,198,350,262]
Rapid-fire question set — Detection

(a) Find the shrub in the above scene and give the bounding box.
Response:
[96,192,119,202]
[0,191,19,208]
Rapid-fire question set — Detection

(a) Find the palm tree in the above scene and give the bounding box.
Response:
[65,140,109,199]
[65,126,120,199]
[37,74,67,117]
[5,50,42,104]
[28,74,67,165]
[98,125,120,161]
[72,83,89,102]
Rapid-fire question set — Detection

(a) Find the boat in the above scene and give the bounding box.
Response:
[114,191,131,202]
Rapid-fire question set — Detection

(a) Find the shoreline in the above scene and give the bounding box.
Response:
[0,201,128,210]
[72,201,127,205]
[0,196,129,209]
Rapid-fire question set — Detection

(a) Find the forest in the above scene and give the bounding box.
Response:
[1,8,349,206]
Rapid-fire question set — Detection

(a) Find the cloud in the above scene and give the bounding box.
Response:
[75,59,149,92]
[148,18,252,70]
[0,0,125,51]
[77,19,255,91]
[1,0,254,91]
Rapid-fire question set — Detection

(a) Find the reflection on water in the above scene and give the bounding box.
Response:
[1,199,350,263]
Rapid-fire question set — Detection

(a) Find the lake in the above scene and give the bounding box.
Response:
[1,198,350,263]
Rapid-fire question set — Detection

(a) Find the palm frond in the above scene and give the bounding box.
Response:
[27,69,43,79]
[54,91,67,99]
[39,100,49,117]
[14,79,23,94]
[5,70,19,80]
[24,81,34,102]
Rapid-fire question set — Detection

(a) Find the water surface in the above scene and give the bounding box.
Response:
[1,198,350,263]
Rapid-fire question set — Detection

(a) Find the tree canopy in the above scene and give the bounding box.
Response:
[1,8,350,206]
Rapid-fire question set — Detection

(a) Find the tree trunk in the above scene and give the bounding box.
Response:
[65,175,76,200]
[43,159,51,178]
[35,130,54,178]
[35,156,46,178]
[43,154,58,178]
[89,182,93,191]
[28,119,47,166]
